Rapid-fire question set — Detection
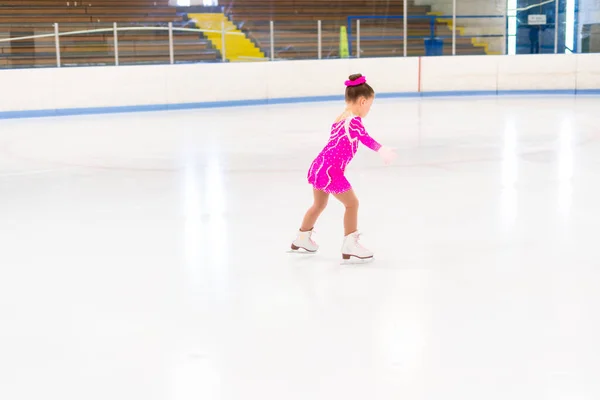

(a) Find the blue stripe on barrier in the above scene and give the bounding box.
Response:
[576,89,600,94]
[54,104,166,116]
[420,90,498,97]
[497,89,576,95]
[0,89,598,120]
[376,92,420,98]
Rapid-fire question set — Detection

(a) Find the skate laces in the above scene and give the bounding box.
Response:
[309,230,317,245]
[354,232,365,248]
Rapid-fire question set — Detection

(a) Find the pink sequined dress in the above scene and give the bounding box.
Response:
[307,114,381,194]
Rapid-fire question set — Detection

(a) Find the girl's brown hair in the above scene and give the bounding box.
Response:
[345,73,375,103]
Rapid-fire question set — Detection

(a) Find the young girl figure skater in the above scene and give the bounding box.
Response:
[290,73,396,260]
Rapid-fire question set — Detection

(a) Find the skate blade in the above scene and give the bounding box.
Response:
[287,243,319,254]
[341,256,374,265]
[287,246,318,254]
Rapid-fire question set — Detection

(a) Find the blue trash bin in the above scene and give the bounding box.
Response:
[424,38,444,56]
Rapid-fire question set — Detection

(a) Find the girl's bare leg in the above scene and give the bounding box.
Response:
[333,189,359,236]
[300,189,329,231]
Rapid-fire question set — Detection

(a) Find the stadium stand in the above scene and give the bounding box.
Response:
[222,0,488,58]
[0,0,220,67]
[0,0,490,67]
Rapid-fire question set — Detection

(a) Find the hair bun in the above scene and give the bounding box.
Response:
[348,73,363,81]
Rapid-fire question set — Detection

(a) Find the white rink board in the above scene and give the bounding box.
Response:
[0,54,599,115]
[420,55,499,93]
[496,54,578,91]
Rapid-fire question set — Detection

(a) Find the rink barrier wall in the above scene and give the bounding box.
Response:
[0,54,599,119]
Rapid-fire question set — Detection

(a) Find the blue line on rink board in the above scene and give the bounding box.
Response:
[1,89,599,119]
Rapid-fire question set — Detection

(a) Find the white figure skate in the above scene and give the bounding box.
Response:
[341,231,374,263]
[290,229,318,253]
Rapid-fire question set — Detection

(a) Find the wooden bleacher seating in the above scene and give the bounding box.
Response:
[0,0,486,68]
[0,0,220,67]
[222,0,486,58]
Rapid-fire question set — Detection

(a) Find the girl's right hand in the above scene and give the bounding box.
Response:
[378,146,397,165]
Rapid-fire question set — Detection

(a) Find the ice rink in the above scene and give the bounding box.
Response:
[1,95,600,400]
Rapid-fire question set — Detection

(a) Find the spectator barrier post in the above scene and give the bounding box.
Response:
[54,23,61,68]
[168,22,174,64]
[113,22,119,66]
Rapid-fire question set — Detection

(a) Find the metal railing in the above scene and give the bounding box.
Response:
[0,22,245,67]
[0,19,505,68]
[347,15,505,57]
[0,6,592,69]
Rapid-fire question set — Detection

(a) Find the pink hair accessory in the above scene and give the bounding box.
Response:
[345,76,367,86]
